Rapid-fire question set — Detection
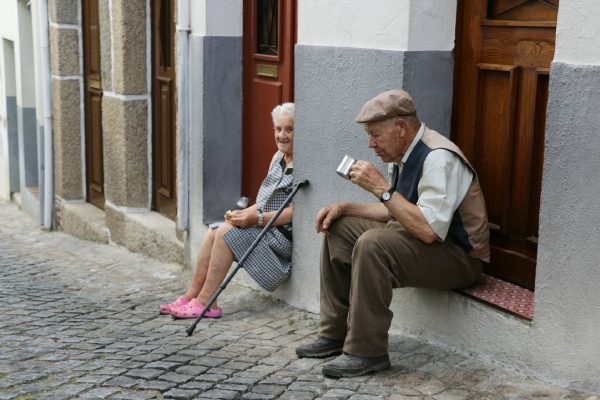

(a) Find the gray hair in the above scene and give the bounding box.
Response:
[271,102,295,124]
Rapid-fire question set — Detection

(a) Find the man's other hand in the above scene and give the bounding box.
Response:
[316,203,345,234]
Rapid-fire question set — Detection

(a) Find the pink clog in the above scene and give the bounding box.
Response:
[170,298,222,319]
[159,296,190,315]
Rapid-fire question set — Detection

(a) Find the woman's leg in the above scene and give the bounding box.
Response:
[197,223,236,306]
[183,228,217,299]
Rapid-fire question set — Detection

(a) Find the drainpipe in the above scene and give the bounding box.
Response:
[37,0,54,229]
[176,0,190,232]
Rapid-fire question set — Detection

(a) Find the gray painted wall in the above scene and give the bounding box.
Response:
[187,34,205,266]
[19,106,37,187]
[535,61,600,391]
[403,51,454,136]
[201,36,243,224]
[285,45,455,310]
[6,96,19,192]
[288,44,402,309]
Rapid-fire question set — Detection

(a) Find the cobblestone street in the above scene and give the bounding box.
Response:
[0,202,597,400]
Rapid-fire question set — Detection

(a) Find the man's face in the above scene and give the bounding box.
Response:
[273,112,294,157]
[364,119,408,163]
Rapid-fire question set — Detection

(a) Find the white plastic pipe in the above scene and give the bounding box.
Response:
[176,0,190,231]
[36,0,54,229]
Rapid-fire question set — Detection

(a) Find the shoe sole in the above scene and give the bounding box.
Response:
[171,314,221,320]
[322,359,391,378]
[295,346,343,358]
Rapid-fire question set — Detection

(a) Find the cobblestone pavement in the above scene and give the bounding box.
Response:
[0,202,597,400]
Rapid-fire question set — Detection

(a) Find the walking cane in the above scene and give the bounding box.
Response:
[186,179,310,336]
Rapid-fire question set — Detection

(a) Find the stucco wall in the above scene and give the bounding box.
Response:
[554,0,600,65]
[187,1,243,265]
[536,61,600,391]
[298,0,410,51]
[298,0,456,52]
[0,1,18,41]
[285,45,404,312]
[201,36,242,224]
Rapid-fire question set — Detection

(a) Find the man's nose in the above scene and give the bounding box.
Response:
[368,137,376,148]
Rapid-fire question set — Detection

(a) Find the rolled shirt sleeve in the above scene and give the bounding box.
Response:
[416,150,473,241]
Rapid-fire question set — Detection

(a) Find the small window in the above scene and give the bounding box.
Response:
[256,0,278,56]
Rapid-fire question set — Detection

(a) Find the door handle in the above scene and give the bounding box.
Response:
[88,79,102,90]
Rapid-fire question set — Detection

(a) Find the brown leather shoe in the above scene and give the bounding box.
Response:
[322,353,390,378]
[295,336,344,358]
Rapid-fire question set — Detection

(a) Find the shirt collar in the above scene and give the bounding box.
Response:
[398,123,425,165]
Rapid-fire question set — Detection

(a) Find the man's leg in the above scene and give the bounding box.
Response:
[296,216,384,357]
[319,216,385,340]
[322,226,481,377]
[344,225,482,357]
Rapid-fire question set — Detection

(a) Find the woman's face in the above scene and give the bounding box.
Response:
[273,112,294,158]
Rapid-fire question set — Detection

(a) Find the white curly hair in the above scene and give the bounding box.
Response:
[271,102,295,124]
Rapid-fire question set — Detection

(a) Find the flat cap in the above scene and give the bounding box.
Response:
[355,89,417,123]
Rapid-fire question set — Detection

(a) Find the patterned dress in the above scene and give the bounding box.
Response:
[210,151,294,292]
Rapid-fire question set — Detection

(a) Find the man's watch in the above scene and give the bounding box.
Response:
[257,211,265,226]
[379,187,394,203]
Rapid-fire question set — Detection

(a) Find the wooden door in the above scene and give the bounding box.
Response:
[151,0,176,220]
[242,0,296,202]
[82,0,105,209]
[452,0,558,289]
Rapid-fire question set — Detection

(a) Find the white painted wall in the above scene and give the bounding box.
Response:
[298,0,410,50]
[15,1,36,108]
[0,43,9,201]
[554,0,600,65]
[298,0,456,51]
[190,0,242,37]
[0,1,18,41]
[407,1,456,51]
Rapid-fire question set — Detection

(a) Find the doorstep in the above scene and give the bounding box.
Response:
[55,200,110,244]
[459,273,534,320]
[105,202,184,266]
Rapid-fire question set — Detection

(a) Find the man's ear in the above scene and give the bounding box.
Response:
[394,118,406,136]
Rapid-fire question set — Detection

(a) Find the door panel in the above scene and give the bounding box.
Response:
[151,0,176,220]
[82,0,105,209]
[242,0,296,202]
[452,0,558,289]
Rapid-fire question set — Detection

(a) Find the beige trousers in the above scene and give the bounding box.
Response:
[318,216,482,357]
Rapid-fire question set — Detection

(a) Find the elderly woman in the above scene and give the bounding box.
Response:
[160,102,295,319]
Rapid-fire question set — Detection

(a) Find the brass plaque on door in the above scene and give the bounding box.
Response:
[256,64,278,78]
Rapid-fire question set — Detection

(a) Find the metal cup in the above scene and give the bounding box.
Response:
[336,155,356,179]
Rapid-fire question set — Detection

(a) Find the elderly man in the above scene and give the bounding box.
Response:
[296,90,490,378]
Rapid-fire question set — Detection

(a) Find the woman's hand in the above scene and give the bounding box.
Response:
[315,203,346,234]
[226,208,257,228]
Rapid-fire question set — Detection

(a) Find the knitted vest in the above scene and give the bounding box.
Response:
[397,127,490,262]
